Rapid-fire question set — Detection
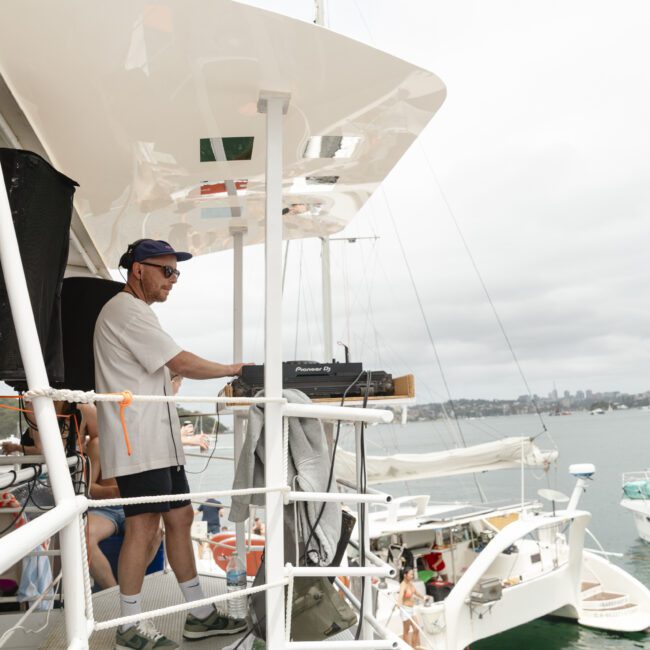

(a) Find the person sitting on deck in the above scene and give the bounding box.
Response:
[82,404,162,591]
[1,400,81,514]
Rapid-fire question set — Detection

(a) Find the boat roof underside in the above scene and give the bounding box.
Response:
[0,0,446,271]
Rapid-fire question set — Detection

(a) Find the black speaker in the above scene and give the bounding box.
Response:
[61,277,124,392]
[0,149,78,391]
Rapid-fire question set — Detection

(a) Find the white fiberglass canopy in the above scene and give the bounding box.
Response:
[0,0,446,270]
[335,437,559,485]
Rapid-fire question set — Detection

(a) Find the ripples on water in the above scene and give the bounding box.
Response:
[187,409,650,648]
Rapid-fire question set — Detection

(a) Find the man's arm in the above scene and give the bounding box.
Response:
[167,351,245,380]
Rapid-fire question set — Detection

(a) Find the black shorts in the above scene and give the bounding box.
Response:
[115,466,191,517]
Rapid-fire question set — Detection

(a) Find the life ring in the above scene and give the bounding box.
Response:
[210,532,265,576]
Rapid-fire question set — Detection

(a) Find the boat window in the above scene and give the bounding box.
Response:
[200,137,254,162]
[302,135,361,159]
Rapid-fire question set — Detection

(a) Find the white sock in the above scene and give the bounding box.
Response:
[119,592,142,632]
[179,576,214,619]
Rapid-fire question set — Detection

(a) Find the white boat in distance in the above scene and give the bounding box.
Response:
[0,1,648,649]
[621,471,650,543]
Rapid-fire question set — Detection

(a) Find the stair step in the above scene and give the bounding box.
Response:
[581,591,631,611]
[581,581,600,591]
[585,602,639,619]
[584,591,624,601]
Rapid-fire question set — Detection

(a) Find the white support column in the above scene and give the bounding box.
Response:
[321,236,333,361]
[259,90,290,650]
[0,165,88,647]
[232,226,247,563]
[355,422,372,640]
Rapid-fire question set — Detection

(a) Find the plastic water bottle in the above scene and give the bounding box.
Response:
[226,551,247,619]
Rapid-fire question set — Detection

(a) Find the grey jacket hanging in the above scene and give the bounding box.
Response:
[229,389,342,566]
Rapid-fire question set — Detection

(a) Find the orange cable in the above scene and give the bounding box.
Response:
[110,391,134,456]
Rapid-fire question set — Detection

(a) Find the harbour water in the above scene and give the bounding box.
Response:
[186,408,650,648]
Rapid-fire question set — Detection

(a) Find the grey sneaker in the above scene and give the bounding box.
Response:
[183,606,247,639]
[116,620,179,649]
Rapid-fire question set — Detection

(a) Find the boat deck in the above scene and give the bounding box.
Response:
[43,571,355,649]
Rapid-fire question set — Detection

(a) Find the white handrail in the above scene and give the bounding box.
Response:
[23,387,283,405]
[334,578,407,650]
[0,497,85,575]
[287,642,397,649]
[22,387,395,425]
[288,491,390,504]
[283,402,393,424]
[0,455,79,490]
[287,566,391,578]
[92,578,288,631]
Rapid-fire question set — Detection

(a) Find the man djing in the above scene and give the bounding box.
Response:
[94,239,246,649]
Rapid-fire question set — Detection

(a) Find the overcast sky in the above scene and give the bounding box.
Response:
[151,0,649,404]
[5,1,645,406]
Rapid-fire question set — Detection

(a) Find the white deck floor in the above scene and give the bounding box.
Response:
[42,570,355,649]
[44,571,248,649]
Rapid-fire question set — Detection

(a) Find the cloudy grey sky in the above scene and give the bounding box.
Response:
[152,0,649,404]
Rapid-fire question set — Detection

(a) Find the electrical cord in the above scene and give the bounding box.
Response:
[163,382,181,470]
[354,371,371,641]
[186,403,222,475]
[300,369,366,564]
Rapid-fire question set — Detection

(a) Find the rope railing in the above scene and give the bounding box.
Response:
[21,387,284,405]
[0,572,63,649]
[92,578,289,632]
[89,486,289,509]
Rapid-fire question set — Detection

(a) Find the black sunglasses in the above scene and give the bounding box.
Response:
[138,261,181,279]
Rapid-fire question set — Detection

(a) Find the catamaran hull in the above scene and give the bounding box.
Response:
[621,498,650,543]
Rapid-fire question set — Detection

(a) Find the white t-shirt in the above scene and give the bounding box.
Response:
[93,292,185,478]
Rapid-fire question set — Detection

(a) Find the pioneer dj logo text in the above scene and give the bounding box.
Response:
[295,366,331,373]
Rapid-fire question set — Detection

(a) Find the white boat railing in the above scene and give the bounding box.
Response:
[622,470,650,485]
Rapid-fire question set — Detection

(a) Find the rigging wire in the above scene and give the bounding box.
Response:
[417,143,549,439]
[380,188,486,503]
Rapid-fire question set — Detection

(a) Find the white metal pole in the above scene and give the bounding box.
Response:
[0,165,89,647]
[232,227,247,563]
[321,237,333,361]
[314,0,327,27]
[259,90,290,650]
[355,421,372,640]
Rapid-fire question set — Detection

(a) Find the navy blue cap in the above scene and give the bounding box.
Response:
[132,239,192,263]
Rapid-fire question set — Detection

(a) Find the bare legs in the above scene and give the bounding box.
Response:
[117,505,194,595]
[88,514,119,589]
[161,505,197,583]
[401,618,420,648]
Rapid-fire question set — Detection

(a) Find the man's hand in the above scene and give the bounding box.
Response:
[180,423,195,437]
[168,352,253,380]
[2,441,21,455]
[229,362,253,376]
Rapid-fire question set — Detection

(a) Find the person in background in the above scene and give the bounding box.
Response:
[171,374,209,452]
[397,566,425,648]
[198,498,223,536]
[82,404,162,590]
[93,239,247,649]
[180,420,208,451]
[196,498,223,559]
[252,517,265,536]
